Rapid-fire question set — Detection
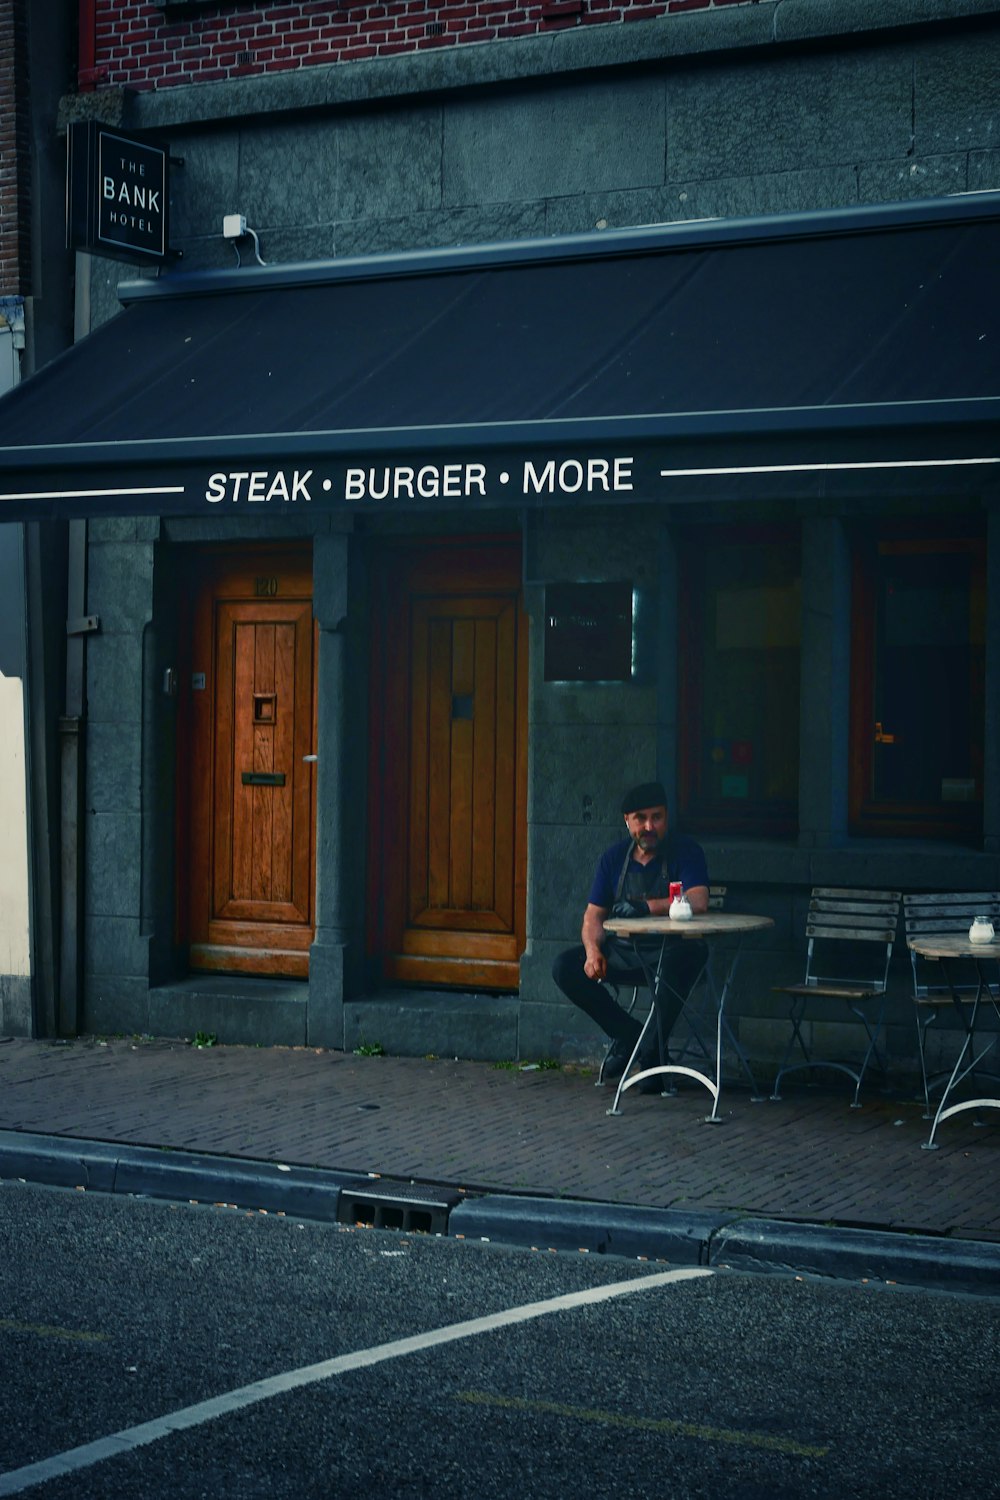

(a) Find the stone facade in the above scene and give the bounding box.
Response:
[73,4,1000,310]
[37,0,1000,1082]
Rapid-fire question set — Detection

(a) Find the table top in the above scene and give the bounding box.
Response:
[603,911,774,938]
[907,933,1000,959]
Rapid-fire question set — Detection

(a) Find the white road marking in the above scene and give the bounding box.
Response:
[0,1266,710,1495]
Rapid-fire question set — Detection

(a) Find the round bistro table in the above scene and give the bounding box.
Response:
[601,911,774,1122]
[906,931,1000,1149]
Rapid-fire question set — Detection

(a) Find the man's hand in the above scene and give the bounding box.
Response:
[610,898,650,919]
[581,902,609,981]
[584,950,608,981]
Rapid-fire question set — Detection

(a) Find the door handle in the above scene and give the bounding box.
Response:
[241,772,286,786]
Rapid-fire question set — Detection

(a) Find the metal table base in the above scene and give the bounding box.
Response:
[601,913,772,1122]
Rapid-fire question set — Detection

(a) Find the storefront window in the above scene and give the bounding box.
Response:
[849,527,985,841]
[678,528,801,837]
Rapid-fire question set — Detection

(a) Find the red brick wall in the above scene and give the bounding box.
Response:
[0,0,31,294]
[83,0,751,91]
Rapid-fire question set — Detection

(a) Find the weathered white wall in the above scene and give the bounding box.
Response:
[0,671,30,981]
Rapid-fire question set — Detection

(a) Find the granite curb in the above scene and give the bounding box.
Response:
[710,1218,1000,1295]
[3,1129,999,1297]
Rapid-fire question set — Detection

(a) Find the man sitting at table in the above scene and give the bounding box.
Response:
[552,781,710,1089]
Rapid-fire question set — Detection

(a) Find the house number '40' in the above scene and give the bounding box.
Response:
[254,576,279,596]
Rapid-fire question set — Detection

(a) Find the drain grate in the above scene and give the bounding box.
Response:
[337,1181,462,1236]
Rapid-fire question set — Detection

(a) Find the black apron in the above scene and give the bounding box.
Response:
[606,838,677,971]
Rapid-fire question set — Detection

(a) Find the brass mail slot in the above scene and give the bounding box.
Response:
[242,772,286,787]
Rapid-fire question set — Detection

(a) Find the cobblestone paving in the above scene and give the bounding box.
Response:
[0,1036,997,1240]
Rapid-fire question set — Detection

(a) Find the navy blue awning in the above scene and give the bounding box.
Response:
[1,193,998,519]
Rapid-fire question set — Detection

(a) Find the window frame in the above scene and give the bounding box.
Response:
[677,522,802,840]
[848,522,986,843]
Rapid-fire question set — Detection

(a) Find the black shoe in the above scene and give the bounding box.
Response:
[603,1036,639,1082]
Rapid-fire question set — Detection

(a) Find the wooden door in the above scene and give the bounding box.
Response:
[369,540,528,989]
[178,548,316,976]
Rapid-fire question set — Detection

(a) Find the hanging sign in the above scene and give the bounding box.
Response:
[66,122,174,264]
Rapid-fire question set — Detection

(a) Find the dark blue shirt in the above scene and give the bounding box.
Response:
[587,834,709,909]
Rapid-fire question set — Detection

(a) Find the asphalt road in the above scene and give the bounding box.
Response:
[1,1180,998,1499]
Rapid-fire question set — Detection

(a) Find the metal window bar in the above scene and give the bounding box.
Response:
[903,891,1000,1118]
[771,887,901,1109]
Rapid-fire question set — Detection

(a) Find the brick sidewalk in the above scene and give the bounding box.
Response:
[0,1036,998,1241]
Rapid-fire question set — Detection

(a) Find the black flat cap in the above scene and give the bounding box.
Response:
[620,781,667,815]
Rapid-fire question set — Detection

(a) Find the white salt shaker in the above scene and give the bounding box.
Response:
[969,916,995,944]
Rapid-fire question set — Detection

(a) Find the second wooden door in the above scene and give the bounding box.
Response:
[369,539,528,989]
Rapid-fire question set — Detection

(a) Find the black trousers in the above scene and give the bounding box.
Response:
[552,938,709,1053]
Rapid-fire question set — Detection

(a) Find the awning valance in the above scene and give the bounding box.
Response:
[1,194,998,520]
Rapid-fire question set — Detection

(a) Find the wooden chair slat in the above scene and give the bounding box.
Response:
[809,900,900,918]
[812,888,901,901]
[904,892,1000,909]
[806,922,898,942]
[775,982,878,999]
[906,915,998,931]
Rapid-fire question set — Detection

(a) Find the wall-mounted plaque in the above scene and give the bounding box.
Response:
[544,581,633,682]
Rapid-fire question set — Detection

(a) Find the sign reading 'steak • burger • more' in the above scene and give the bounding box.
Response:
[66,122,175,264]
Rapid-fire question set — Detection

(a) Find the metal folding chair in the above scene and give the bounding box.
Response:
[903,891,1000,1118]
[596,886,726,1087]
[770,887,900,1108]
